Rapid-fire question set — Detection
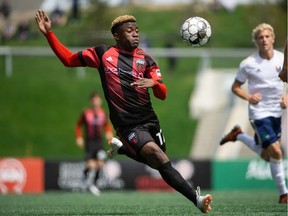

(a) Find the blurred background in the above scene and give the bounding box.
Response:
[0,0,287,193]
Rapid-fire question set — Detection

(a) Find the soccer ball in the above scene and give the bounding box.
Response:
[180,16,212,47]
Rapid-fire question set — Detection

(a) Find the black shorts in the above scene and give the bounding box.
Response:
[85,140,106,160]
[116,122,166,157]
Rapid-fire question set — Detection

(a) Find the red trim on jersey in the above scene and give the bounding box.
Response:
[45,31,82,67]
[81,48,100,68]
[146,66,167,100]
[152,81,167,100]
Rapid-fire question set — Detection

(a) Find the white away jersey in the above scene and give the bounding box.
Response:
[235,50,284,120]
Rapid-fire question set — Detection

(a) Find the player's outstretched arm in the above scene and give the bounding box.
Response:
[35,10,52,35]
[35,10,82,67]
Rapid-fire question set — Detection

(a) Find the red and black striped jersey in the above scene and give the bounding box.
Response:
[45,32,167,129]
[75,108,112,141]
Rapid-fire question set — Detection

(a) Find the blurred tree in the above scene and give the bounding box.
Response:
[71,0,80,21]
[279,0,287,11]
[87,0,110,31]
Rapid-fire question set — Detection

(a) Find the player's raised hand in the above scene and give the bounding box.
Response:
[35,10,52,35]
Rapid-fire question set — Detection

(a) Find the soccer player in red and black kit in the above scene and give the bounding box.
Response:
[35,10,212,213]
[75,91,113,195]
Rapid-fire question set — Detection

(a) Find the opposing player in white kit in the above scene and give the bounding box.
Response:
[220,23,288,203]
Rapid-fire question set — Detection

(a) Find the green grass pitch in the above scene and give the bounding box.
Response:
[0,190,286,215]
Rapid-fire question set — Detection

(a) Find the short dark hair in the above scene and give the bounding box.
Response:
[90,91,100,99]
[111,15,136,34]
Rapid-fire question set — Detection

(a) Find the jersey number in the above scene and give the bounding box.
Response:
[156,129,165,145]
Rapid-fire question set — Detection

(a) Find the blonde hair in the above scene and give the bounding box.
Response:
[111,15,136,34]
[252,23,275,43]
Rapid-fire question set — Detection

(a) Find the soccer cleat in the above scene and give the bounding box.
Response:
[220,125,242,145]
[196,186,212,213]
[107,137,123,159]
[279,194,288,204]
[89,184,101,196]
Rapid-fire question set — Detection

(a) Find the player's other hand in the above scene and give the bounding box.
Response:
[35,10,52,35]
[281,95,287,109]
[106,132,113,143]
[131,78,154,88]
[248,93,262,105]
[108,138,113,145]
[278,69,287,83]
[76,137,84,148]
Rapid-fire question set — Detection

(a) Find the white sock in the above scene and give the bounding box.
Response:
[270,158,288,195]
[237,133,262,155]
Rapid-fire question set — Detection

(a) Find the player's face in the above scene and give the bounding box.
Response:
[115,22,139,51]
[255,29,275,52]
[91,96,102,109]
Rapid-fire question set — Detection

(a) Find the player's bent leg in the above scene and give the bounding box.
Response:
[140,142,169,168]
[221,126,264,157]
[158,161,213,213]
[108,137,149,164]
[267,142,282,160]
[260,149,270,162]
[237,133,262,155]
[140,142,212,213]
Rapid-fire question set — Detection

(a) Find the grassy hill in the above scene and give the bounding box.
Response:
[2,3,286,48]
[0,3,286,158]
[0,55,199,159]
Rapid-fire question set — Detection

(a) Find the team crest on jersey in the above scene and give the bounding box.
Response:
[128,132,138,144]
[276,65,282,73]
[156,69,161,77]
[136,59,145,73]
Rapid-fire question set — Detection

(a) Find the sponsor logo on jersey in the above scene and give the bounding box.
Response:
[104,66,118,74]
[106,56,113,62]
[128,132,138,144]
[136,59,145,74]
[276,65,282,73]
[104,67,142,78]
[156,69,161,77]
